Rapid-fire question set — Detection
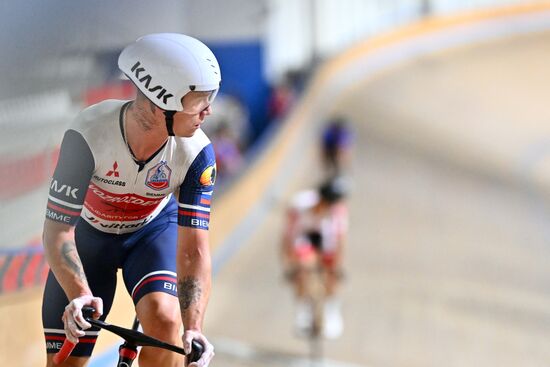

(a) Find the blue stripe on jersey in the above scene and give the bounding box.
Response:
[178,144,216,230]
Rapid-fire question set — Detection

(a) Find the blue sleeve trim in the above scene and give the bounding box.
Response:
[177,144,216,230]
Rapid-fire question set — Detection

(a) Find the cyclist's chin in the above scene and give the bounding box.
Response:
[175,129,197,138]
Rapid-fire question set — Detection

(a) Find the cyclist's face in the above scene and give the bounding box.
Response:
[172,91,214,137]
[182,91,216,115]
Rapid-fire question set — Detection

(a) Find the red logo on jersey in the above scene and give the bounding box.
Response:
[145,161,171,191]
[106,162,120,177]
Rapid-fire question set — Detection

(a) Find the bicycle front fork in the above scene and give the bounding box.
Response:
[117,342,138,366]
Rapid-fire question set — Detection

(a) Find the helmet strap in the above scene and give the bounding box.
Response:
[164,110,176,136]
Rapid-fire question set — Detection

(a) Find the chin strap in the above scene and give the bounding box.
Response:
[164,110,176,136]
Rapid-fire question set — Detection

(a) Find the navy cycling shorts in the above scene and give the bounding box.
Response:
[42,197,178,357]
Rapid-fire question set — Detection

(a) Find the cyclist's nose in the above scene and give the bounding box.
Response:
[200,105,212,120]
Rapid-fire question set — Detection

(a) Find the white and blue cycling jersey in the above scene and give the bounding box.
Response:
[45,99,216,233]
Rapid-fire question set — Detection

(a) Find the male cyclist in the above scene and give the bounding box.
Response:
[42,34,220,367]
[281,177,349,339]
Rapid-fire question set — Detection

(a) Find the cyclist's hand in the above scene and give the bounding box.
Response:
[182,329,214,367]
[62,295,103,344]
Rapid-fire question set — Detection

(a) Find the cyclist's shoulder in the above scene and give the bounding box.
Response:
[173,130,216,191]
[70,99,127,134]
[173,128,213,156]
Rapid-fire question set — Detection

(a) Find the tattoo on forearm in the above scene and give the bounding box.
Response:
[178,277,202,311]
[61,241,86,280]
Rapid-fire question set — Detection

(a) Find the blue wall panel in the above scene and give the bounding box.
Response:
[208,41,270,142]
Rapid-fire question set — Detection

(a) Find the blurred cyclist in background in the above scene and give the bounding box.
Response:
[320,116,354,176]
[41,33,220,367]
[281,176,349,339]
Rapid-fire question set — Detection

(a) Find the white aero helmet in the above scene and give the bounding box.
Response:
[118,33,221,112]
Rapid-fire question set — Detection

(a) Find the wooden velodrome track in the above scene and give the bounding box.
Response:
[2,3,550,366]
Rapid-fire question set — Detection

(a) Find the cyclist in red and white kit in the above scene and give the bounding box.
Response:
[42,33,220,367]
[281,176,349,339]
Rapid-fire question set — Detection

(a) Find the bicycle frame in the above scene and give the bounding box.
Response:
[53,307,203,366]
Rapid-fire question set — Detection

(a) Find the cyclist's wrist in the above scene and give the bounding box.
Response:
[184,325,202,333]
[64,288,91,302]
[182,315,203,333]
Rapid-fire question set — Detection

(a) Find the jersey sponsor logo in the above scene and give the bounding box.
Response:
[163,282,177,292]
[145,161,171,191]
[199,165,216,186]
[85,214,151,229]
[191,218,209,228]
[93,175,126,187]
[131,61,174,104]
[46,208,71,223]
[46,341,63,350]
[106,161,120,177]
[88,185,160,206]
[85,206,144,222]
[86,215,99,223]
[85,184,163,222]
[50,180,79,199]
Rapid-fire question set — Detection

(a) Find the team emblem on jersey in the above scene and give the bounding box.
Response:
[199,165,216,186]
[145,161,171,191]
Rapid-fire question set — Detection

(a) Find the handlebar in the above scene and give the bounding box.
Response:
[52,340,76,365]
[53,306,204,365]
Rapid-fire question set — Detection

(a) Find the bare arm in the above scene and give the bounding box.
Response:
[43,219,91,300]
[43,218,102,343]
[43,128,96,300]
[177,226,211,332]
